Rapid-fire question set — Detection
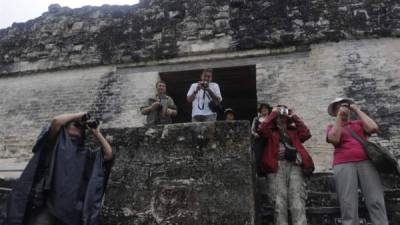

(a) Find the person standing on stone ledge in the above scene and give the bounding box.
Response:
[251,103,272,177]
[326,98,389,225]
[224,108,236,121]
[186,68,222,122]
[258,105,314,225]
[4,112,113,225]
[141,80,177,125]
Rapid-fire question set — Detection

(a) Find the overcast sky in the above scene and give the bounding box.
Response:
[0,0,139,29]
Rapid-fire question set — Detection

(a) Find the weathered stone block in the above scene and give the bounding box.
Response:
[101,121,255,225]
[2,0,400,70]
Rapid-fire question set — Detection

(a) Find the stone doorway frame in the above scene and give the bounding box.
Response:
[159,65,258,123]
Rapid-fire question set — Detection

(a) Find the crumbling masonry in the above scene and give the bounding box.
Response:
[0,0,400,224]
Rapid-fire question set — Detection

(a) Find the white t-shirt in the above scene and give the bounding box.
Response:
[187,82,222,117]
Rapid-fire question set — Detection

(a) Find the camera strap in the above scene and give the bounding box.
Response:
[197,86,213,110]
[277,125,295,150]
[197,90,206,110]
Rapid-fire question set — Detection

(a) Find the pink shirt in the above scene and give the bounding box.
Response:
[326,120,369,165]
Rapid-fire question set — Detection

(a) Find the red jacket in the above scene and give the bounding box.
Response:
[258,111,315,174]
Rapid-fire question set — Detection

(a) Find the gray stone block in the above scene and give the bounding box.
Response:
[101,121,255,225]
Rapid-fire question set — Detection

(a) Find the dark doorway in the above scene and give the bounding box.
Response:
[160,65,257,123]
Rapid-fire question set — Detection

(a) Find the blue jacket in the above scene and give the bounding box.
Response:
[3,126,112,225]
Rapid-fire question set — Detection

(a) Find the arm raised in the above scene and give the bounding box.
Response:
[91,127,113,161]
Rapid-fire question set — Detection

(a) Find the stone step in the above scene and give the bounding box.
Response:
[256,173,400,225]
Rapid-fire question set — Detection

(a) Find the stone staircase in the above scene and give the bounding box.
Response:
[256,173,400,225]
[1,172,400,225]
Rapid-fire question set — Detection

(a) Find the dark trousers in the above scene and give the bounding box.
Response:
[252,138,266,176]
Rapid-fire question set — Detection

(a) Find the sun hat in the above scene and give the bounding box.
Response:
[327,97,354,116]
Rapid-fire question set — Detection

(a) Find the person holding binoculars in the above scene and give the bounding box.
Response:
[326,98,388,225]
[257,105,314,225]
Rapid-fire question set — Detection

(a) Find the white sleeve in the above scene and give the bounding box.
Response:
[187,83,195,97]
[213,83,222,101]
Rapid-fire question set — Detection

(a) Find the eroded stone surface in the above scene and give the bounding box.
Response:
[100,121,255,225]
[1,0,400,73]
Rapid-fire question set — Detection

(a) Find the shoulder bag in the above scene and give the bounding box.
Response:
[345,127,400,175]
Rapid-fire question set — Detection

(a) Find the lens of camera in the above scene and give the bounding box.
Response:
[81,112,91,122]
[279,107,289,116]
[86,120,99,129]
[200,81,208,88]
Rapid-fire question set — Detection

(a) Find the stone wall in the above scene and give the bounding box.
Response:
[1,122,399,225]
[1,0,400,74]
[100,121,255,225]
[0,0,399,224]
[0,0,399,173]
[0,65,158,162]
[256,38,400,171]
[0,38,399,173]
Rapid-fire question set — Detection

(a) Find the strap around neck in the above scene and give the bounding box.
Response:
[344,126,367,146]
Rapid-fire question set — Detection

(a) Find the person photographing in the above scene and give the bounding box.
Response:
[5,112,113,225]
[186,69,222,122]
[141,80,177,125]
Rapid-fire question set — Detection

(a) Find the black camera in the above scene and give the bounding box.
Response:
[81,112,91,122]
[199,81,209,89]
[81,112,100,129]
[85,119,100,129]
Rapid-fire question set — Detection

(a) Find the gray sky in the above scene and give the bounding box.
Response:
[0,0,139,29]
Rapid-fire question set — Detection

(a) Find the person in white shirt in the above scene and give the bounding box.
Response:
[186,68,222,122]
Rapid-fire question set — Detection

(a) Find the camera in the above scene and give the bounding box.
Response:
[159,95,168,109]
[81,112,91,123]
[279,107,289,116]
[81,112,100,129]
[85,119,100,129]
[199,81,209,89]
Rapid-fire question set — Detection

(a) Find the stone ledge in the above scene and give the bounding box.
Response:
[0,45,309,76]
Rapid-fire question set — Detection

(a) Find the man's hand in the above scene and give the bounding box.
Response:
[151,101,161,110]
[81,112,91,122]
[89,125,101,135]
[196,82,203,91]
[90,124,113,161]
[165,109,177,116]
[187,83,202,103]
[203,85,221,104]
